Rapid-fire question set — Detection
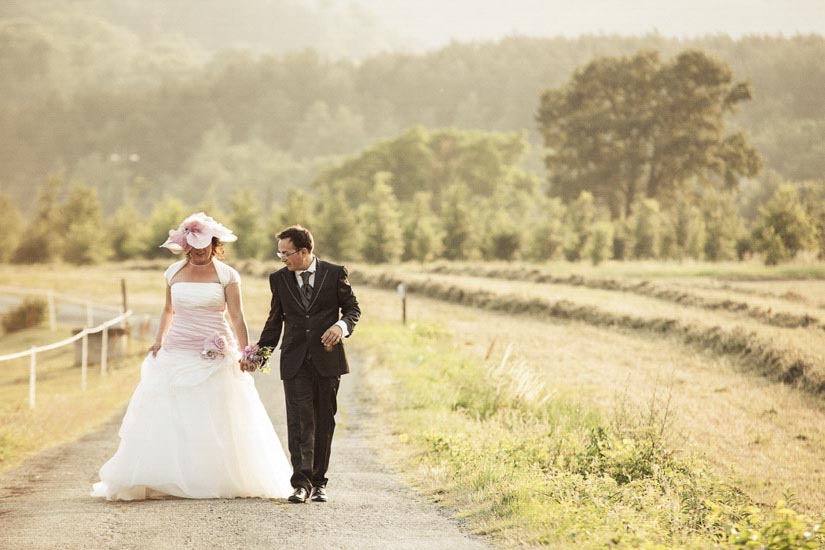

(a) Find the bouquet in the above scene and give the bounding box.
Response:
[242,344,273,373]
[201,332,228,360]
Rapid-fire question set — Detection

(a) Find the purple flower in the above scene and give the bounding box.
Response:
[242,344,273,372]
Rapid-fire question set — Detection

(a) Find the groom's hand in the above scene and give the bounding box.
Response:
[239,359,255,372]
[321,325,343,347]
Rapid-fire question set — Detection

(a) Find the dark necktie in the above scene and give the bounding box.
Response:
[300,271,313,308]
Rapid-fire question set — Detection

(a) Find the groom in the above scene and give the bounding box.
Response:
[251,225,361,504]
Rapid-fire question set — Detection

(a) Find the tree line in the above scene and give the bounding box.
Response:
[2,121,820,266]
[2,6,825,217]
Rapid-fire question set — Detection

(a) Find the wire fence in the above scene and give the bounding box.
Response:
[0,286,133,410]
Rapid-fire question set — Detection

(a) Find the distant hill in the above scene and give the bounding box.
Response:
[1,0,415,60]
[1,2,824,215]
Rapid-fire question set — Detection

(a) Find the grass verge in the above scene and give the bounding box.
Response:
[0,325,143,472]
[351,318,824,549]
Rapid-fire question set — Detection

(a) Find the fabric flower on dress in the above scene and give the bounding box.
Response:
[200,332,228,360]
[160,212,238,253]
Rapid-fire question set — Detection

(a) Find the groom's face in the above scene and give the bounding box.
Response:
[278,238,311,271]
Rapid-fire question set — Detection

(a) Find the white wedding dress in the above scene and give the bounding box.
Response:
[91,260,292,500]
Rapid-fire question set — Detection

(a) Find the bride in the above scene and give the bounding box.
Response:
[91,212,292,500]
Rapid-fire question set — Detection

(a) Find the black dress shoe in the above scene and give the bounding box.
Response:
[310,486,327,502]
[288,487,309,503]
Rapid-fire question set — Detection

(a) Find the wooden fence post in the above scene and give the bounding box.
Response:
[101,326,108,376]
[397,283,407,325]
[81,331,88,391]
[29,347,36,410]
[47,291,56,331]
[120,281,129,357]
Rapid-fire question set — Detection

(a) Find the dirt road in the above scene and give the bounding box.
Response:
[0,357,491,550]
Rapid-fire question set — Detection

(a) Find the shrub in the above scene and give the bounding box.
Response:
[589,221,614,265]
[612,216,633,261]
[703,190,745,261]
[631,198,662,259]
[528,197,566,261]
[2,298,48,334]
[358,172,404,263]
[752,184,817,265]
[675,202,706,260]
[562,191,595,261]
[483,211,521,261]
[709,499,824,548]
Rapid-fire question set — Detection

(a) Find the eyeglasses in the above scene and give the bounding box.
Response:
[276,249,302,260]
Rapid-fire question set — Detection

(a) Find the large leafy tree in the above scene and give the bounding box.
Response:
[537,50,761,218]
[314,126,531,206]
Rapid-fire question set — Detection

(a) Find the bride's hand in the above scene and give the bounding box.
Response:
[148,342,162,357]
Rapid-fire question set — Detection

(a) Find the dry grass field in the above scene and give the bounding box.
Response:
[2,260,824,547]
[350,261,825,517]
[0,325,144,472]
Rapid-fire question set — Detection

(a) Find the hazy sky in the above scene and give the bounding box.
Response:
[354,0,825,48]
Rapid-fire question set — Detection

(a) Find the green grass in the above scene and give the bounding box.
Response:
[351,318,825,548]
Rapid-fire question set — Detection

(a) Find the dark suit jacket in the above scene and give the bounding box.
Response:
[258,259,360,379]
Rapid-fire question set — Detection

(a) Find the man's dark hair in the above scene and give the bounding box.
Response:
[277,225,314,252]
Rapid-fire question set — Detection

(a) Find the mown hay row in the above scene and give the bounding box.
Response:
[352,270,825,398]
[425,264,822,330]
[713,282,825,311]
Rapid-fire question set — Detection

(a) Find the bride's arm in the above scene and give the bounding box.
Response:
[225,282,250,352]
[149,284,174,356]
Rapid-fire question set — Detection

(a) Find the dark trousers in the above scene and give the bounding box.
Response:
[283,357,340,491]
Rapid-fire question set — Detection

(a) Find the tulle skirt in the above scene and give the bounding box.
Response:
[91,348,292,500]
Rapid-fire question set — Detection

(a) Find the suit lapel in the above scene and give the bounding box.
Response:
[306,259,329,312]
[280,269,305,310]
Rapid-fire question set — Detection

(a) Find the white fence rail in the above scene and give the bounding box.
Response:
[0,310,133,410]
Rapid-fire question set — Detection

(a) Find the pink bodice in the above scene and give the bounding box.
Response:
[163,283,237,354]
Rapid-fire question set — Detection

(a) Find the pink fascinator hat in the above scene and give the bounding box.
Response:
[160,212,238,254]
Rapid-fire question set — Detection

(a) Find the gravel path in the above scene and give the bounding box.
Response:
[0,356,491,550]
